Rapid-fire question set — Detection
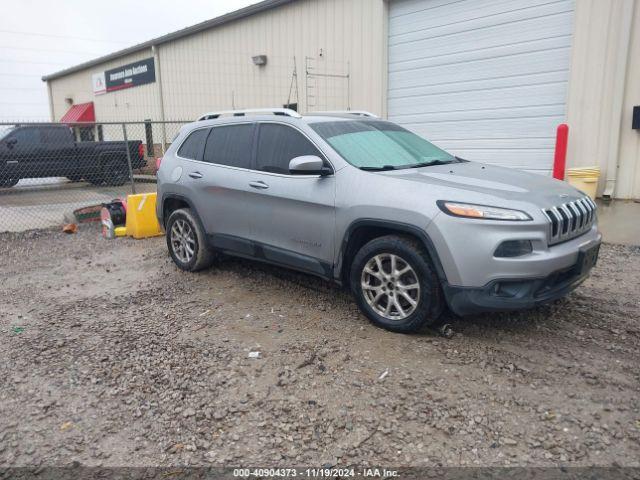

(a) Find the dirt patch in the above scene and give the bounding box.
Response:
[0,225,639,468]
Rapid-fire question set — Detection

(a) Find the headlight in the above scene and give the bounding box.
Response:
[437,201,532,221]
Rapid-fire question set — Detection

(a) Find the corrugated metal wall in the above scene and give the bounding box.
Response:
[157,0,385,119]
[566,0,640,199]
[48,0,387,123]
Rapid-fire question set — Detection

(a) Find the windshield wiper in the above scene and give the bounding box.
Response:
[359,165,397,171]
[406,159,456,168]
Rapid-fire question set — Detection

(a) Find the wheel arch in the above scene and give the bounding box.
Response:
[160,193,206,233]
[337,219,448,287]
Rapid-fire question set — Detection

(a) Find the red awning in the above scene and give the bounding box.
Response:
[60,102,95,124]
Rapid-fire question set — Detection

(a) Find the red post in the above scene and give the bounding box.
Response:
[553,123,569,180]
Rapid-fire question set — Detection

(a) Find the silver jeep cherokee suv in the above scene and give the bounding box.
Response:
[157,108,601,333]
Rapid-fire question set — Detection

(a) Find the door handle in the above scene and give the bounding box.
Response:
[249,181,269,190]
[188,171,203,179]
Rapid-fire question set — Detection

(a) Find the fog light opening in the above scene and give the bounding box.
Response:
[494,240,533,258]
[491,280,531,298]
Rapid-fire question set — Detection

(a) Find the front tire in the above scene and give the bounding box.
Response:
[166,208,214,272]
[350,235,444,333]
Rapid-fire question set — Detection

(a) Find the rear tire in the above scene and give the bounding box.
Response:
[103,159,129,186]
[87,174,104,186]
[0,178,19,188]
[166,208,214,272]
[350,235,444,333]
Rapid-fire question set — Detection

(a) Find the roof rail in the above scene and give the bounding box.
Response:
[310,110,379,118]
[197,108,302,121]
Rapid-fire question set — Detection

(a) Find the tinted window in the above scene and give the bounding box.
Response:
[42,127,72,145]
[12,128,40,145]
[177,128,208,160]
[256,124,321,174]
[203,124,254,168]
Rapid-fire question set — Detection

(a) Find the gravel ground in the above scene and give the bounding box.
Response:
[1,225,639,468]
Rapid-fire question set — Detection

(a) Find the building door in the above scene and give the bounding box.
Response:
[387,0,575,175]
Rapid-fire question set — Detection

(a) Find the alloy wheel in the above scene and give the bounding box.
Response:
[170,219,196,263]
[361,253,421,320]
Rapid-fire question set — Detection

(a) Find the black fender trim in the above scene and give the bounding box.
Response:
[208,233,333,280]
[337,219,449,285]
[159,193,206,234]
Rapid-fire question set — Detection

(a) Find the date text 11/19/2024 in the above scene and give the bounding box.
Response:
[233,468,399,478]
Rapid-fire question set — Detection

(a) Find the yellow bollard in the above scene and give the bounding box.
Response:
[125,192,163,239]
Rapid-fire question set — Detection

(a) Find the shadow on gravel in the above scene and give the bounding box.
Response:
[213,255,347,296]
[209,252,567,341]
[448,306,556,331]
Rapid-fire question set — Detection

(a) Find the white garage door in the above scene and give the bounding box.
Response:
[388,0,574,174]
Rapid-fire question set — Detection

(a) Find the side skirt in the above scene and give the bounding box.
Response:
[207,234,334,281]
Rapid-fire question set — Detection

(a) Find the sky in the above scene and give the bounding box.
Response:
[0,0,260,122]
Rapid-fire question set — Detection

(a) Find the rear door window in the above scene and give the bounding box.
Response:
[203,124,254,169]
[256,124,322,174]
[177,128,208,160]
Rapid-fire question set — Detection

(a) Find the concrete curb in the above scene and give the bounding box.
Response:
[134,175,157,184]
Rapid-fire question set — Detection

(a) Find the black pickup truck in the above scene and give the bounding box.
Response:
[0,125,145,187]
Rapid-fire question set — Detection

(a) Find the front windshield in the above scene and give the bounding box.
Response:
[310,120,455,169]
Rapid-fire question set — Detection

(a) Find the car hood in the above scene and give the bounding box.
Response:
[383,161,586,208]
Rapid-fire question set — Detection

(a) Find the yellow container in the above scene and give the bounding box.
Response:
[566,166,600,200]
[125,192,163,239]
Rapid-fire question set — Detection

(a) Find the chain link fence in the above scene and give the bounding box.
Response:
[0,120,188,232]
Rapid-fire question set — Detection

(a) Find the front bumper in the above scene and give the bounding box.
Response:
[426,207,602,287]
[443,239,601,316]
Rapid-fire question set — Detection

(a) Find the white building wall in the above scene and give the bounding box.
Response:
[565,0,640,199]
[47,0,387,125]
[157,0,386,120]
[617,2,640,199]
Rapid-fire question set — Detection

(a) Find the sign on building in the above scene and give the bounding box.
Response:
[92,72,107,95]
[92,58,156,96]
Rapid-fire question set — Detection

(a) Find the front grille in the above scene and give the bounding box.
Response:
[542,197,597,245]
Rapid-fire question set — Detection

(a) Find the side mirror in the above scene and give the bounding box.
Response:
[289,155,332,176]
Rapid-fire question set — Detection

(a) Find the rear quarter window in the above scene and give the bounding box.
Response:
[177,129,208,160]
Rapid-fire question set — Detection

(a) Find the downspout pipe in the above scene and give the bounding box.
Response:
[152,45,167,154]
[46,81,55,121]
